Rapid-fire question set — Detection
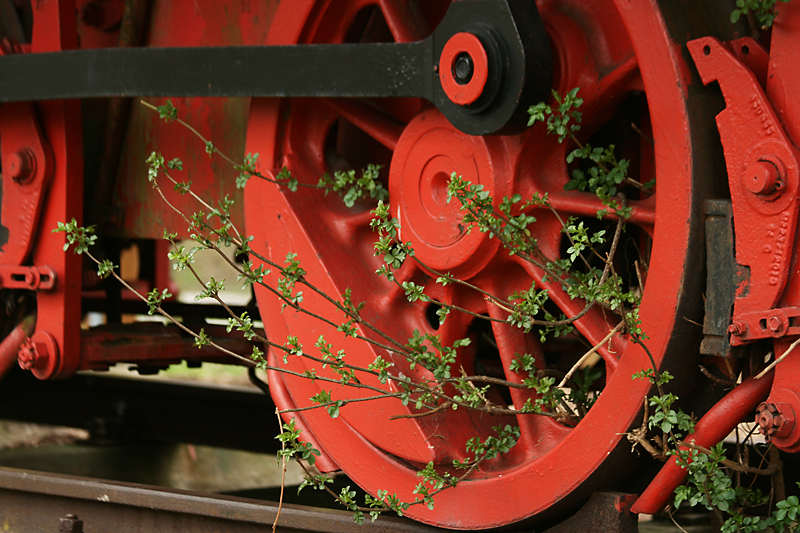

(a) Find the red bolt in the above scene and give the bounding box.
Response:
[756,402,795,439]
[728,321,747,336]
[17,335,52,372]
[744,160,781,196]
[8,149,36,184]
[17,337,37,370]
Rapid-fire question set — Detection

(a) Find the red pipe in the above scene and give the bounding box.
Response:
[0,314,36,380]
[631,371,775,514]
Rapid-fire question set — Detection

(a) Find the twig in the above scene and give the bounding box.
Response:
[667,508,690,533]
[756,338,799,379]
[389,402,450,420]
[682,442,778,476]
[280,393,403,414]
[635,260,646,294]
[699,365,736,387]
[274,408,286,533]
[558,321,624,387]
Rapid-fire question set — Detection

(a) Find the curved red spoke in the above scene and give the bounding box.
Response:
[378,0,430,43]
[322,98,405,151]
[527,270,625,375]
[486,302,571,455]
[547,191,655,236]
[582,54,640,109]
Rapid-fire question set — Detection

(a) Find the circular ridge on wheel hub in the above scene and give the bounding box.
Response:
[244,0,730,529]
[390,108,500,277]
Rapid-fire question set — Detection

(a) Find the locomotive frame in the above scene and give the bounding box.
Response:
[1,0,800,530]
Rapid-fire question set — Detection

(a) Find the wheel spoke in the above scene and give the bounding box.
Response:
[486,302,572,454]
[529,270,626,375]
[378,0,429,43]
[570,55,641,128]
[247,0,721,526]
[548,190,655,236]
[322,98,405,151]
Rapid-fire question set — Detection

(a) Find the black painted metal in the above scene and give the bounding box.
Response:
[0,467,447,533]
[0,369,280,453]
[701,200,741,358]
[0,0,551,135]
[0,43,431,100]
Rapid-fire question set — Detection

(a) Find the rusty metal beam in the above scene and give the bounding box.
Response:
[0,467,445,533]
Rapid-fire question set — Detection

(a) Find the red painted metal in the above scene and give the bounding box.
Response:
[755,401,795,439]
[759,1,800,454]
[0,315,35,380]
[2,0,796,528]
[766,0,800,148]
[758,338,800,452]
[438,32,489,105]
[108,0,274,240]
[77,324,257,372]
[0,101,54,266]
[0,266,56,291]
[688,37,800,347]
[728,306,800,341]
[630,372,775,515]
[22,0,85,380]
[245,0,709,528]
[18,330,60,379]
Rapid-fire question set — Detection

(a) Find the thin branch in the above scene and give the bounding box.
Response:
[274,408,286,533]
[756,338,800,379]
[279,393,403,414]
[682,442,779,476]
[559,321,624,387]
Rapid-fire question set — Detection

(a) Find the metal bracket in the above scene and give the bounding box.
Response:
[729,307,800,341]
[0,0,551,135]
[0,265,56,290]
[689,37,800,346]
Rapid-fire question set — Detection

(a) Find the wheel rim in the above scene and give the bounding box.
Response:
[245,0,709,528]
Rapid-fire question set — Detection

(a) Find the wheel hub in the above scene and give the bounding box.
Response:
[390,108,501,277]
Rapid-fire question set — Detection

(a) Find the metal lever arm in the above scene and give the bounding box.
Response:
[0,0,551,135]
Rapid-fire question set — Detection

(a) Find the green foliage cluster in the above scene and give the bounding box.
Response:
[634,367,800,531]
[731,0,791,29]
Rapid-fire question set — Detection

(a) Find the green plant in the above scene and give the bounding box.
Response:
[731,0,791,30]
[56,91,795,529]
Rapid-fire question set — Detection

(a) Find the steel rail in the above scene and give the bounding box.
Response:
[0,466,447,532]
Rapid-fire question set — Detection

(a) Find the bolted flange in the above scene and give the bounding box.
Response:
[756,401,795,439]
[17,331,60,379]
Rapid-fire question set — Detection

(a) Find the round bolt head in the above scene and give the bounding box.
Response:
[756,402,777,436]
[453,53,474,84]
[8,149,36,184]
[744,160,781,195]
[17,338,37,370]
[728,321,746,336]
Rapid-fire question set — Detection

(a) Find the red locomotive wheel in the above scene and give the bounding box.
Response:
[245,1,727,529]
